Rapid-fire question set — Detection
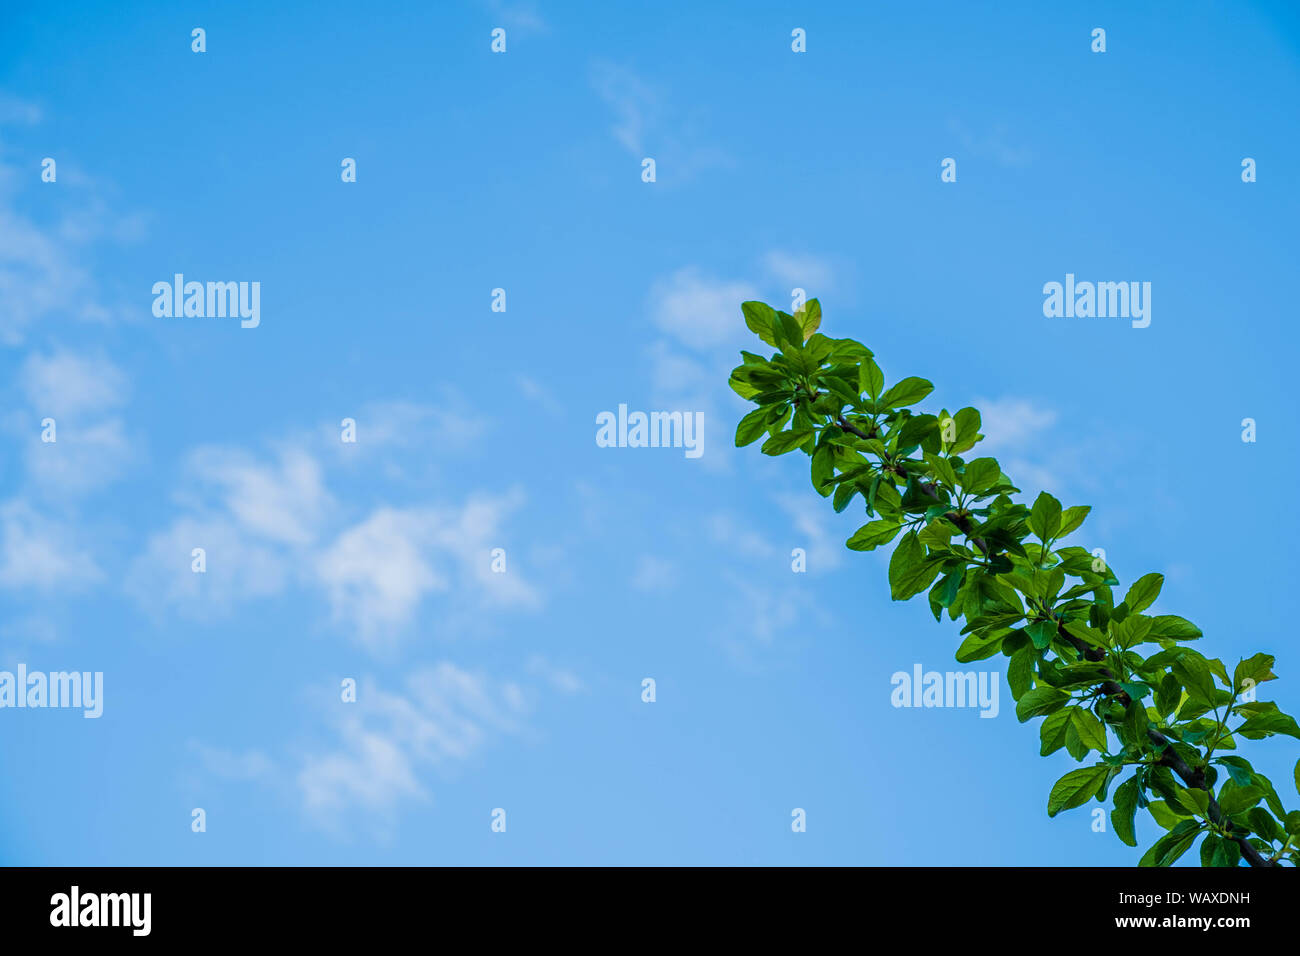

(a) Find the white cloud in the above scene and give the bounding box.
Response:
[316,508,450,644]
[640,268,766,474]
[0,500,102,592]
[707,511,778,559]
[970,397,1062,494]
[131,434,540,646]
[313,491,542,647]
[11,350,134,498]
[125,515,291,616]
[0,96,41,125]
[328,399,485,457]
[648,267,758,351]
[774,492,844,572]
[297,664,530,828]
[526,655,584,695]
[0,208,101,343]
[188,446,333,547]
[25,419,133,497]
[972,398,1058,452]
[630,554,677,592]
[591,62,732,181]
[299,723,427,823]
[762,251,834,293]
[591,61,661,157]
[517,377,563,416]
[0,138,138,343]
[483,0,546,33]
[190,743,275,781]
[19,350,127,417]
[716,571,834,665]
[948,119,1035,168]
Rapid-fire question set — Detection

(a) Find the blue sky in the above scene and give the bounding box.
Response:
[0,0,1297,865]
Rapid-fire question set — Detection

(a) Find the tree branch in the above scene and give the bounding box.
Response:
[1146,728,1275,868]
[1056,627,1275,867]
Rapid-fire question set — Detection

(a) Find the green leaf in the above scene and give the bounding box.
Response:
[944,407,982,453]
[831,481,856,513]
[846,520,902,552]
[1147,800,1190,830]
[1111,776,1140,847]
[1016,685,1069,722]
[1247,807,1281,843]
[859,360,884,401]
[741,301,779,347]
[1199,834,1239,868]
[954,631,1006,662]
[1148,615,1202,641]
[1154,673,1182,717]
[728,369,761,399]
[1294,757,1299,798]
[734,407,770,447]
[1024,621,1056,650]
[923,453,958,490]
[775,310,804,350]
[1111,615,1152,650]
[1171,655,1217,707]
[1138,820,1201,867]
[1070,707,1108,754]
[760,428,813,456]
[1063,620,1109,651]
[1214,756,1255,788]
[1123,573,1164,615]
[1029,492,1062,542]
[1233,653,1277,695]
[879,376,934,408]
[1047,765,1111,817]
[961,457,1001,495]
[1178,786,1210,817]
[1040,708,1072,756]
[795,298,821,341]
[888,533,943,600]
[1235,710,1300,740]
[1217,780,1262,815]
[1007,645,1036,700]
[932,567,963,608]
[1057,505,1091,538]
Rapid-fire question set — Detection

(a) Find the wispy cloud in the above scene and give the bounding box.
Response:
[11,349,134,498]
[189,743,276,782]
[316,492,539,647]
[128,425,540,648]
[0,105,142,343]
[296,664,531,834]
[947,118,1035,169]
[970,396,1062,495]
[762,251,835,294]
[630,554,677,592]
[19,350,127,417]
[0,500,103,593]
[483,0,546,34]
[591,61,732,182]
[774,492,844,573]
[0,95,41,125]
[648,267,758,351]
[641,255,836,472]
